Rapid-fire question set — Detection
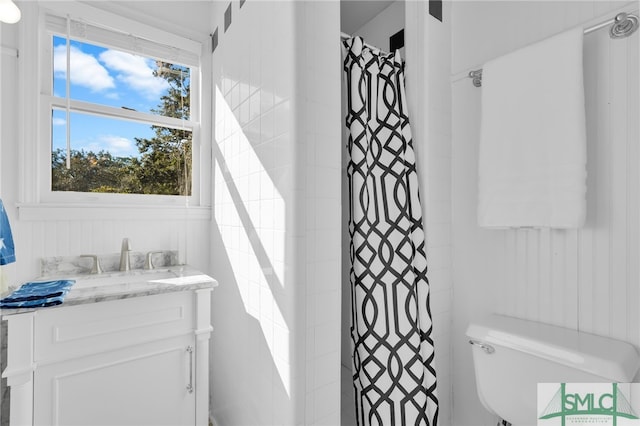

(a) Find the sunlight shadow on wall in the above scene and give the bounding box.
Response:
[213,85,290,396]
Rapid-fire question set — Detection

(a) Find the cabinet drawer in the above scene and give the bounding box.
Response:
[35,292,194,363]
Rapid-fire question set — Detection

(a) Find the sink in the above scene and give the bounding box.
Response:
[2,266,216,311]
[69,267,187,289]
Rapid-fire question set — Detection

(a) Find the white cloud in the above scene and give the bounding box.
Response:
[54,45,115,92]
[52,117,66,126]
[99,50,169,99]
[83,135,136,157]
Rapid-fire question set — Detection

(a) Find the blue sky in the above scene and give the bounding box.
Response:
[52,36,188,158]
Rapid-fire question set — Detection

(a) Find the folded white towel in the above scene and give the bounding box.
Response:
[478,27,587,229]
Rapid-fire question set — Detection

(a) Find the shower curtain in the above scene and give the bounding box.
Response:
[342,37,439,426]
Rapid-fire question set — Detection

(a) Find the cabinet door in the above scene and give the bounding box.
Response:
[34,334,196,426]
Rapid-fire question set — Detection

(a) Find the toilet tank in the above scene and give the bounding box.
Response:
[466,314,640,425]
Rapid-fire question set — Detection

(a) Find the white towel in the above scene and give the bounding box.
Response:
[478,27,587,229]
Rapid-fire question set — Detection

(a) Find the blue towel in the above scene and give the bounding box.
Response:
[0,199,16,265]
[0,279,75,308]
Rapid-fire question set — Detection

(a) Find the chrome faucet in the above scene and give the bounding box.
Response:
[119,238,132,271]
[80,254,103,274]
[145,251,164,270]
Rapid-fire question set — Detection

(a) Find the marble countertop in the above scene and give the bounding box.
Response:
[1,266,217,315]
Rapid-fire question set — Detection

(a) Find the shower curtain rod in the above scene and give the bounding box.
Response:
[457,9,639,87]
[340,31,391,55]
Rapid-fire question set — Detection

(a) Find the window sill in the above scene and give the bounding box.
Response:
[17,203,211,222]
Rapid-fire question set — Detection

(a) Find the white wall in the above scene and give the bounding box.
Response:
[451,1,640,424]
[406,1,453,424]
[352,0,405,57]
[97,0,213,42]
[296,2,342,424]
[209,1,341,424]
[0,21,19,292]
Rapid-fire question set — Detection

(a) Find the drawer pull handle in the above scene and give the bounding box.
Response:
[186,346,194,393]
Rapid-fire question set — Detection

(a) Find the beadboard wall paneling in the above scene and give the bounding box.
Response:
[10,216,210,283]
[451,2,640,425]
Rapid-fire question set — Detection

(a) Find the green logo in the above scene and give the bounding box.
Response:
[539,383,639,425]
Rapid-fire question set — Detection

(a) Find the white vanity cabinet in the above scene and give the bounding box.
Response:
[2,282,213,426]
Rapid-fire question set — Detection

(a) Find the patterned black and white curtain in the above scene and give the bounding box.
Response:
[342,37,439,426]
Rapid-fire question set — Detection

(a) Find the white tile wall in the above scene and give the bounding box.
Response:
[213,0,294,421]
[299,2,342,424]
[210,1,341,425]
[451,2,640,424]
[406,1,454,424]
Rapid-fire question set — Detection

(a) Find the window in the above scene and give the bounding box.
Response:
[37,4,202,204]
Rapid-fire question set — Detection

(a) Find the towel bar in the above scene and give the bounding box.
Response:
[468,11,638,87]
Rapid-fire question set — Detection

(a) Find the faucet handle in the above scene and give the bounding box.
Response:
[80,254,103,274]
[145,251,165,270]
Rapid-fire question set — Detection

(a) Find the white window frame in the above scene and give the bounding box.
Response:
[19,1,208,218]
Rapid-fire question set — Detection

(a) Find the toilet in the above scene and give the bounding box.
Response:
[466,314,640,425]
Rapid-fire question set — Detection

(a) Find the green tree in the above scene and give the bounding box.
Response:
[134,62,192,196]
[52,149,140,193]
[51,61,192,196]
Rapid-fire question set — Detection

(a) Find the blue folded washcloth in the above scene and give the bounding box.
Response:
[0,279,75,308]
